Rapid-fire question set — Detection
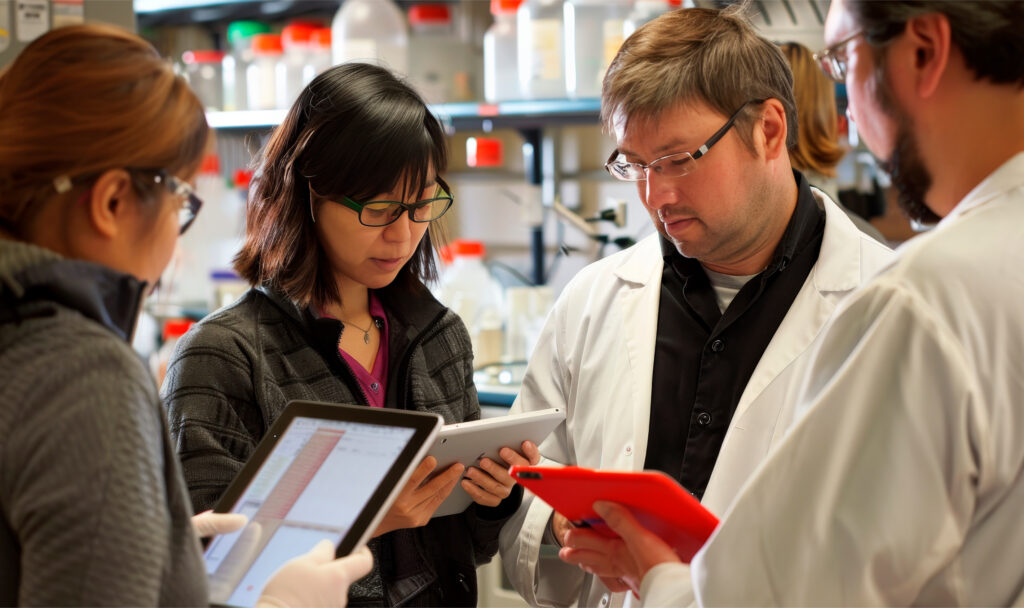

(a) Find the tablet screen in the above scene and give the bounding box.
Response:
[205,416,417,606]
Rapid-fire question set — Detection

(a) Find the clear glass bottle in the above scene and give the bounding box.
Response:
[182,49,225,110]
[246,33,284,110]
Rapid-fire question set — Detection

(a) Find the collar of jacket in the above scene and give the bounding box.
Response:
[0,238,147,342]
[254,280,450,388]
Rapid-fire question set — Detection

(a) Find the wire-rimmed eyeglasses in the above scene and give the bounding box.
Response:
[813,31,864,83]
[53,168,203,235]
[604,99,767,182]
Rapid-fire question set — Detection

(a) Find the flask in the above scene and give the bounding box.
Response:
[331,0,409,75]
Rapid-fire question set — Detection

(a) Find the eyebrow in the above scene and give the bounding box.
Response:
[619,138,693,160]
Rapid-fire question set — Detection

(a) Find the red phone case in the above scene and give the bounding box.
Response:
[510,465,719,562]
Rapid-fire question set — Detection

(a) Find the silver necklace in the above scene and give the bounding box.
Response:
[344,317,382,344]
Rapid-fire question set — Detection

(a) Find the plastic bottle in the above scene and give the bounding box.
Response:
[484,0,524,103]
[437,240,505,366]
[308,28,333,82]
[281,23,315,106]
[222,21,270,112]
[154,318,195,386]
[564,0,632,99]
[331,0,409,75]
[517,0,566,100]
[172,154,229,307]
[407,3,461,103]
[623,0,681,38]
[246,33,285,110]
[182,50,225,110]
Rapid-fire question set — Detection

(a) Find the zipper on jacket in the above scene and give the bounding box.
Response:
[393,308,449,411]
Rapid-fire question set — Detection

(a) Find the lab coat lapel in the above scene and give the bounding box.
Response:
[612,235,663,470]
[732,195,867,422]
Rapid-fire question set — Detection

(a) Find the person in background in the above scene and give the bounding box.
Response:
[498,6,893,607]
[0,24,369,606]
[780,39,886,242]
[162,62,538,607]
[565,0,1024,604]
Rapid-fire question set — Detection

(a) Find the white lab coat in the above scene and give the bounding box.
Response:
[679,153,1024,606]
[499,192,894,608]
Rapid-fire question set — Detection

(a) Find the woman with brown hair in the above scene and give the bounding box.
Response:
[162,62,538,606]
[0,24,369,606]
[781,40,885,241]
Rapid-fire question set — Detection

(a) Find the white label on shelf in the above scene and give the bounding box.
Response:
[15,0,48,43]
[0,0,10,53]
[52,0,83,28]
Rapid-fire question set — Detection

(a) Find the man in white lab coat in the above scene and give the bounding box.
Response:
[498,6,892,607]
[564,0,1024,605]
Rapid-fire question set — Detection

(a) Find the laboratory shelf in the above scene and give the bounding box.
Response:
[205,98,602,131]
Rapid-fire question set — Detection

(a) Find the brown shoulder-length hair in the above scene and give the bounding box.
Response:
[602,5,798,154]
[0,24,208,235]
[235,62,448,308]
[780,41,844,177]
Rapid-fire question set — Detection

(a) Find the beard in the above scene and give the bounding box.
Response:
[873,63,943,226]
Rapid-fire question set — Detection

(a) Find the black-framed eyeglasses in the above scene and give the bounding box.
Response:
[604,99,767,182]
[326,177,454,227]
[814,30,864,83]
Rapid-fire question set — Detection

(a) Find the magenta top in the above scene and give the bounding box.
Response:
[318,291,390,408]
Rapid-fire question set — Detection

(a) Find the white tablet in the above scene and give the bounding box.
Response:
[428,407,565,518]
[204,400,443,607]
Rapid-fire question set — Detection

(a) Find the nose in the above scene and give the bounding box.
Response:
[382,208,413,241]
[642,169,680,210]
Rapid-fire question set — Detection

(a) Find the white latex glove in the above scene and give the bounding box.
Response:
[191,510,248,539]
[257,541,373,608]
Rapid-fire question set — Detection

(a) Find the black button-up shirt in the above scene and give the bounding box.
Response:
[645,170,825,500]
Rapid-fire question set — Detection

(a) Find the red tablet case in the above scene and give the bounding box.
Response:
[510,465,719,562]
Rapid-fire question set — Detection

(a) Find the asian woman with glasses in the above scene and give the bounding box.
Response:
[0,24,370,606]
[162,62,539,607]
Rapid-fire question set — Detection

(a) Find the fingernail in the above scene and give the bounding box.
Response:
[593,502,611,517]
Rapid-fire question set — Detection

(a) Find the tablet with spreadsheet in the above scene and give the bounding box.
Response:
[203,400,442,607]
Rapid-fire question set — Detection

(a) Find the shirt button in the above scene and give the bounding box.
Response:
[710,339,725,352]
[696,411,712,426]
[370,382,380,392]
[625,445,633,455]
[599,593,610,606]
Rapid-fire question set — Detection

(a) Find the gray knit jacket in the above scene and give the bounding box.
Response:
[162,284,521,607]
[0,238,207,606]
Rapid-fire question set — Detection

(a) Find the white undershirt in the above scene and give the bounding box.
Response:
[703,268,758,313]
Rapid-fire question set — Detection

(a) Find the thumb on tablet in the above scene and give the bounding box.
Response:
[593,501,680,572]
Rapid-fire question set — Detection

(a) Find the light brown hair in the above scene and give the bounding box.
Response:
[780,41,845,177]
[0,24,209,235]
[602,5,798,153]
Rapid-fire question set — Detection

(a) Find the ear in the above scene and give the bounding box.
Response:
[86,169,136,240]
[758,98,789,162]
[902,12,951,99]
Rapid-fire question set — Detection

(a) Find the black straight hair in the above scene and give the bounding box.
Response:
[235,62,449,307]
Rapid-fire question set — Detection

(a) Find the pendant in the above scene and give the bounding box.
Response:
[363,330,371,345]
